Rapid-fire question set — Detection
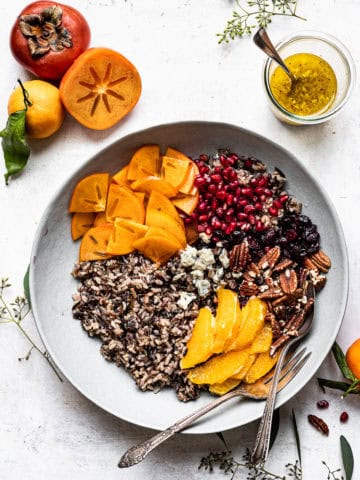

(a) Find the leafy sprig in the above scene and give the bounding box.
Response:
[317,343,360,396]
[217,0,305,44]
[0,277,62,381]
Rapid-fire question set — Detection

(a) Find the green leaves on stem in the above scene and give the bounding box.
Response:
[0,79,31,184]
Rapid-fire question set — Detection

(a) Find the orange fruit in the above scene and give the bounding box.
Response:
[59,47,142,130]
[346,338,360,379]
[8,80,65,139]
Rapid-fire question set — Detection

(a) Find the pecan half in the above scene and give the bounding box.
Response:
[258,246,281,270]
[303,257,319,272]
[273,258,293,273]
[258,287,283,300]
[279,269,298,294]
[308,415,329,435]
[229,242,249,272]
[308,250,331,273]
[239,281,259,297]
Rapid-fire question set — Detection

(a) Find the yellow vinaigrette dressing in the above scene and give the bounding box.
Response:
[270,53,337,116]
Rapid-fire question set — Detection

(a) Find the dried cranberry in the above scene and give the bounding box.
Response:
[340,411,349,423]
[317,400,329,409]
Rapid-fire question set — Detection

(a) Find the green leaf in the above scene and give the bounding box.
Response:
[0,109,30,184]
[332,343,356,382]
[215,432,229,451]
[291,409,302,466]
[340,435,354,480]
[23,265,31,308]
[317,378,360,395]
[269,408,280,451]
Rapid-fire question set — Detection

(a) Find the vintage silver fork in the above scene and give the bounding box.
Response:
[118,347,311,468]
[250,285,315,467]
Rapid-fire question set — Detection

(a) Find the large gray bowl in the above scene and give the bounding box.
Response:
[30,121,348,433]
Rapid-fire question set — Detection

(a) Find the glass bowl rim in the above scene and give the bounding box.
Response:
[263,30,356,124]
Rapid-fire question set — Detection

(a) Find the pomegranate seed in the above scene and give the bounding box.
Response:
[230,153,238,161]
[237,212,248,221]
[317,400,329,409]
[221,222,227,231]
[210,174,222,183]
[255,220,265,232]
[235,187,242,197]
[197,224,205,233]
[216,207,224,218]
[229,181,239,190]
[194,177,206,188]
[184,217,193,225]
[244,204,255,214]
[255,187,265,195]
[254,202,263,211]
[226,194,234,205]
[240,222,251,231]
[222,166,233,178]
[212,218,222,229]
[225,222,236,235]
[230,170,238,181]
[250,177,259,187]
[264,188,273,197]
[216,190,227,201]
[211,199,218,210]
[199,165,210,175]
[198,202,207,212]
[199,154,209,161]
[340,411,349,423]
[212,236,220,242]
[238,198,249,208]
[273,199,282,209]
[241,187,253,197]
[260,194,267,202]
[280,194,289,204]
[248,214,255,225]
[205,226,212,235]
[208,183,217,194]
[198,214,208,222]
[244,159,253,168]
[268,206,278,216]
[214,166,222,174]
[258,176,268,187]
[220,155,228,167]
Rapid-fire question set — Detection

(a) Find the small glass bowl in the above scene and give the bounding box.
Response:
[263,31,356,125]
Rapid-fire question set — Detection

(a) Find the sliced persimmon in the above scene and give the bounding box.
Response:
[106,184,145,223]
[106,218,148,255]
[59,47,142,130]
[184,221,199,245]
[145,208,186,247]
[71,212,96,240]
[172,190,199,215]
[130,176,178,197]
[161,156,191,190]
[94,211,110,226]
[144,225,183,247]
[133,234,181,264]
[165,147,198,195]
[79,224,114,262]
[69,173,109,213]
[112,165,130,186]
[147,190,182,224]
[127,145,161,180]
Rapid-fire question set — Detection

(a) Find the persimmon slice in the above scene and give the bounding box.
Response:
[94,211,110,226]
[172,190,199,215]
[59,47,142,130]
[106,218,148,255]
[145,208,186,247]
[147,190,182,224]
[112,165,130,186]
[71,212,96,240]
[131,176,178,197]
[133,234,181,264]
[165,147,198,194]
[106,184,145,223]
[127,145,161,180]
[161,156,191,190]
[69,173,109,213]
[79,224,114,261]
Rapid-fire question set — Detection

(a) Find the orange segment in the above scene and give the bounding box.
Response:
[161,155,191,190]
[187,348,252,385]
[106,184,145,223]
[172,191,199,216]
[69,173,109,213]
[244,351,280,384]
[209,378,242,395]
[212,288,241,354]
[79,224,114,262]
[59,47,142,130]
[106,218,148,255]
[180,307,215,369]
[145,208,186,247]
[71,212,96,240]
[127,145,161,180]
[131,176,178,197]
[249,323,273,354]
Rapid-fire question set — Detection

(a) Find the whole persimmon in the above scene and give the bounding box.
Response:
[8,80,65,139]
[346,338,360,379]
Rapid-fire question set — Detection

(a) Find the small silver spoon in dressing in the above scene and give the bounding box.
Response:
[253,28,297,84]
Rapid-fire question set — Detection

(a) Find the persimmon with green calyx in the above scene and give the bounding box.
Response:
[10,1,90,81]
[60,47,142,130]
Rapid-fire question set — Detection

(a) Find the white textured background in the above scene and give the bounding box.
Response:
[1,1,359,478]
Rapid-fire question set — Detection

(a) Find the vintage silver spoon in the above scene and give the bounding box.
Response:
[253,28,297,84]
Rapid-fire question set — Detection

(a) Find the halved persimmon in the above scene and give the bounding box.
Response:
[106,184,145,223]
[130,176,178,197]
[79,224,114,262]
[127,145,161,180]
[59,47,142,130]
[69,173,109,213]
[161,156,191,191]
[71,212,96,240]
[106,218,148,255]
[172,190,199,215]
